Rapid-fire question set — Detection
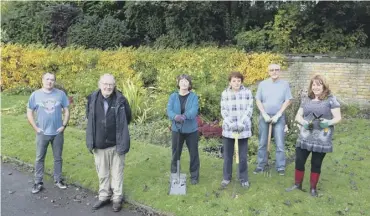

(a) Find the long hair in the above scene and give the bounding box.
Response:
[307,74,331,100]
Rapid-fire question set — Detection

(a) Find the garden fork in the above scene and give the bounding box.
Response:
[263,123,273,177]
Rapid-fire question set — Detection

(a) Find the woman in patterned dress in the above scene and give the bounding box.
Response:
[286,74,342,196]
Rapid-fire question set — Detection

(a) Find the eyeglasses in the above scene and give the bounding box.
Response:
[101,82,115,87]
[269,69,280,72]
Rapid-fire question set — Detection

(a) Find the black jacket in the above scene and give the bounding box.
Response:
[86,89,132,155]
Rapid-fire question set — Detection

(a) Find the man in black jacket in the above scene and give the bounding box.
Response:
[86,74,132,212]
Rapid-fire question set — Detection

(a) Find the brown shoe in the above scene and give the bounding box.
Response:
[112,201,122,212]
[92,199,110,210]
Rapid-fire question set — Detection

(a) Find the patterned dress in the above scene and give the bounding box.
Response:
[296,95,341,153]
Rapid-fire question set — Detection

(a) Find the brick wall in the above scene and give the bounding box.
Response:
[279,57,370,108]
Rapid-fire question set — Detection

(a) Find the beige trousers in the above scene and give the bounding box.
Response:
[93,146,125,202]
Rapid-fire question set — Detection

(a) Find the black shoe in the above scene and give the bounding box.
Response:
[285,184,303,192]
[112,201,122,212]
[31,182,43,194]
[92,200,110,210]
[191,179,198,185]
[310,188,318,197]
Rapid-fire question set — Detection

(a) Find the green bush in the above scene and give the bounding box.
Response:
[152,34,188,49]
[235,27,271,52]
[68,94,87,129]
[67,15,130,49]
[129,119,171,146]
[130,60,158,87]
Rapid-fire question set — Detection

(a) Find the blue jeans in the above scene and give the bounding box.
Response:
[34,132,64,184]
[256,114,286,171]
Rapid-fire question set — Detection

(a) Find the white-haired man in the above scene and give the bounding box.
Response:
[86,74,132,212]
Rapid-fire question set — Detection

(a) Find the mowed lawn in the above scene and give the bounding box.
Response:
[1,95,370,216]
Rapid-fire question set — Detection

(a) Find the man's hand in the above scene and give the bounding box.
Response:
[319,118,332,129]
[174,115,185,123]
[271,112,282,124]
[36,128,43,133]
[262,112,271,123]
[56,126,65,133]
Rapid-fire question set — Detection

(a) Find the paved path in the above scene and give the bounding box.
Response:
[1,162,144,216]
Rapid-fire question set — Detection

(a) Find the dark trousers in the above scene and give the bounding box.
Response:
[295,147,326,173]
[171,131,200,180]
[35,133,64,184]
[223,137,249,182]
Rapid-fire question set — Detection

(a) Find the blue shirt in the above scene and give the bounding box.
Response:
[28,89,69,135]
[255,78,293,115]
[167,91,199,133]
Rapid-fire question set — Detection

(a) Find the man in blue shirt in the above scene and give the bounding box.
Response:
[254,64,293,176]
[27,72,70,194]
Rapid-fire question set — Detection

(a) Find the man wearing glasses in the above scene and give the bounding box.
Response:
[86,74,132,212]
[253,64,293,176]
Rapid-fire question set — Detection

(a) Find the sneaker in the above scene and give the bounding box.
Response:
[241,181,250,188]
[55,181,67,189]
[253,168,263,174]
[278,170,285,176]
[32,182,43,194]
[220,180,230,187]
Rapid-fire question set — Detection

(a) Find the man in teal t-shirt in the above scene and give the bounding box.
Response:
[27,72,70,194]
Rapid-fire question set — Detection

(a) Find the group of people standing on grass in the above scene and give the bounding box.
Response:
[26,63,341,212]
[166,63,342,197]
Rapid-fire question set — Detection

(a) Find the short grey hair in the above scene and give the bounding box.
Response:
[268,64,280,70]
[42,72,56,81]
[98,74,116,85]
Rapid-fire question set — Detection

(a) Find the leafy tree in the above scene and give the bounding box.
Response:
[67,15,130,49]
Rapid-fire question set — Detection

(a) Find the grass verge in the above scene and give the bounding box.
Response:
[1,96,370,216]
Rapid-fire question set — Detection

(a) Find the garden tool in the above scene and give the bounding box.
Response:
[307,113,323,131]
[263,123,273,177]
[169,122,186,195]
[231,132,240,198]
[232,132,240,179]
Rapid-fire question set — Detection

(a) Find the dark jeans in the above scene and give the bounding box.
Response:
[171,131,200,180]
[295,147,326,173]
[34,132,64,184]
[223,137,249,182]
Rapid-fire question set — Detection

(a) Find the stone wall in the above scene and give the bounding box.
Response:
[280,57,370,108]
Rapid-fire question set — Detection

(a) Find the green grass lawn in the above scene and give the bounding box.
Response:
[1,94,29,109]
[1,96,370,216]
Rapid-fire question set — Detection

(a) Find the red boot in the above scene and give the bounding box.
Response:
[286,169,305,192]
[310,172,320,197]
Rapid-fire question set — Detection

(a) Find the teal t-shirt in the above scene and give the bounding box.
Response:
[255,78,293,115]
[28,89,69,135]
